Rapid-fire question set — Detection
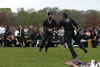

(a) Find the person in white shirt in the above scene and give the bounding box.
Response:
[14,29,19,37]
[58,26,64,45]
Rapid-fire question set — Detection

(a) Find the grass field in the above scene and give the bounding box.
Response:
[0,45,100,67]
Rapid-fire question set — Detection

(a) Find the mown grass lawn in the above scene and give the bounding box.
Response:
[0,45,100,67]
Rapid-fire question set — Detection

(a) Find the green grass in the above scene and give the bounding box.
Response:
[0,46,100,67]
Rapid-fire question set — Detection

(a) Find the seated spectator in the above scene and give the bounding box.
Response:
[90,31,98,48]
[30,28,42,47]
[80,31,89,48]
[5,35,12,47]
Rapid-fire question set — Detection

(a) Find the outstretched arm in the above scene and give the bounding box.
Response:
[71,18,78,30]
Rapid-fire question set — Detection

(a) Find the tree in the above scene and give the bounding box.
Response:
[0,8,12,25]
[0,12,8,25]
[84,10,100,27]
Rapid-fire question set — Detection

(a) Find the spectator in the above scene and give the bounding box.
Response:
[90,31,98,48]
[58,26,64,45]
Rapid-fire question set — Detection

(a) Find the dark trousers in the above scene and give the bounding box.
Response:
[64,31,77,58]
[59,36,64,45]
[64,31,87,58]
[91,40,97,48]
[5,40,12,47]
[81,42,88,48]
[0,39,3,46]
[39,34,53,52]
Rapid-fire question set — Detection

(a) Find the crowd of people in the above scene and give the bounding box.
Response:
[0,25,100,48]
[77,26,100,48]
[0,25,43,47]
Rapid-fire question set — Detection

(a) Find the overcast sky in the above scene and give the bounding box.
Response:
[0,0,100,12]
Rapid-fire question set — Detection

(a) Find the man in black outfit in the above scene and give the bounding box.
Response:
[58,12,87,58]
[39,11,57,52]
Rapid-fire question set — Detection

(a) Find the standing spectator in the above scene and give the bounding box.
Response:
[28,25,34,38]
[0,25,6,46]
[23,25,29,47]
[95,26,100,45]
[97,27,100,45]
[23,25,29,36]
[58,26,64,45]
[17,25,24,47]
